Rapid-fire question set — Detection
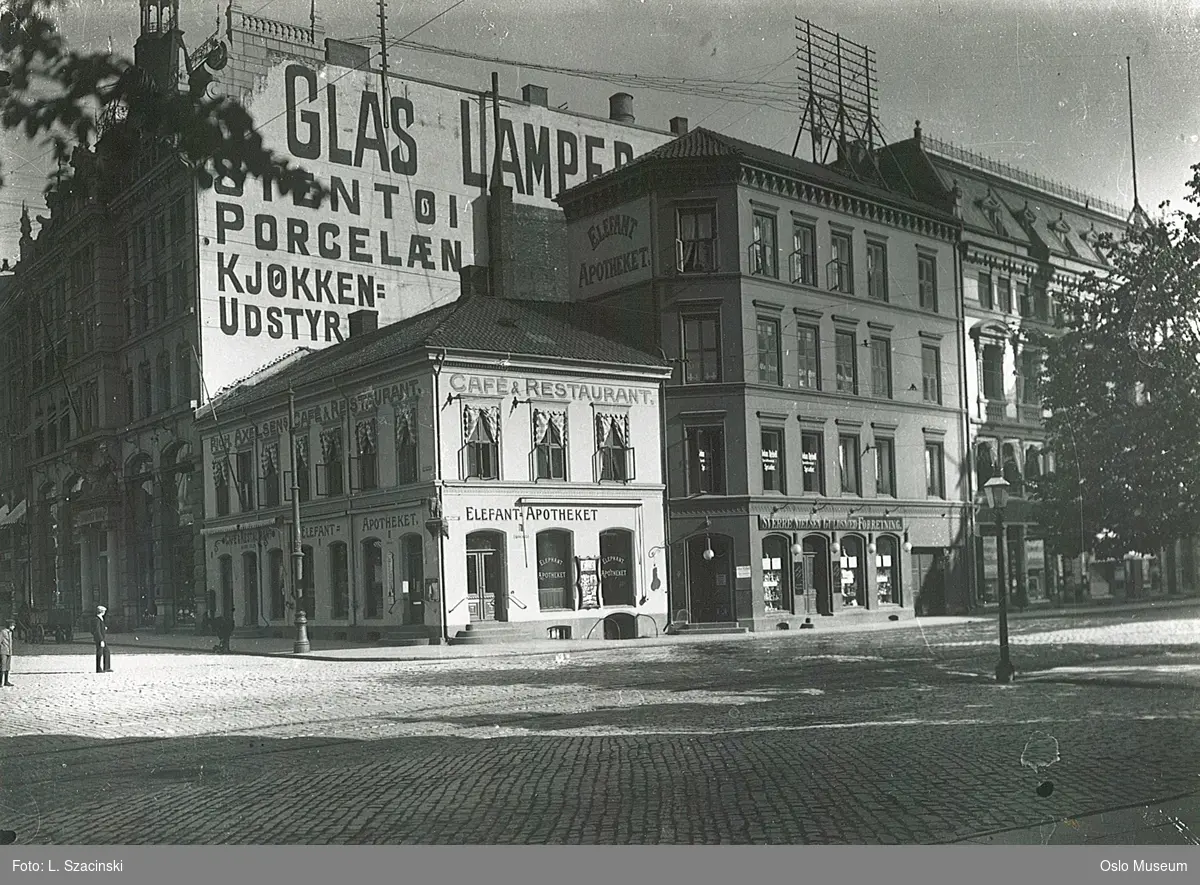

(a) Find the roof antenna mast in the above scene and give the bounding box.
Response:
[1127,56,1143,219]
[378,0,391,128]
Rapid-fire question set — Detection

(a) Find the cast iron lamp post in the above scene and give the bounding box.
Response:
[288,389,310,654]
[983,476,1015,683]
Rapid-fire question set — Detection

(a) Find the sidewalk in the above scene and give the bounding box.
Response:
[80,596,1200,663]
[950,794,1200,845]
[1000,595,1200,621]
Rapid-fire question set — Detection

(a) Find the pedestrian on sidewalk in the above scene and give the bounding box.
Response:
[92,605,112,673]
[0,617,15,686]
[216,607,235,653]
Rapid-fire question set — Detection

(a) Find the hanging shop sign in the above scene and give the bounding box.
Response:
[757,516,903,532]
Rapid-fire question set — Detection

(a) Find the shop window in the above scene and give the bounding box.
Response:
[681,314,721,383]
[750,212,778,278]
[875,438,896,497]
[925,442,946,498]
[875,535,901,605]
[830,230,853,293]
[676,206,717,273]
[791,222,817,286]
[762,534,792,613]
[596,413,634,482]
[797,324,820,389]
[835,330,858,394]
[838,435,861,496]
[268,547,286,620]
[866,240,888,302]
[261,442,280,508]
[600,529,635,607]
[355,418,378,491]
[918,253,938,311]
[756,317,781,385]
[536,529,574,611]
[801,430,825,494]
[686,425,725,495]
[870,337,891,398]
[395,406,419,485]
[319,429,345,495]
[462,405,500,480]
[840,534,866,607]
[330,542,349,619]
[533,409,567,480]
[363,538,384,619]
[761,428,784,493]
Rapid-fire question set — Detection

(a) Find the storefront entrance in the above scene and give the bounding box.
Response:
[241,551,259,627]
[912,548,946,616]
[466,531,506,622]
[802,535,833,615]
[686,534,733,623]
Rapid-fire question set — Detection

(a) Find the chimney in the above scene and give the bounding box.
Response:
[670,116,689,136]
[459,265,492,299]
[914,119,923,142]
[522,84,548,107]
[348,309,379,337]
[609,93,634,124]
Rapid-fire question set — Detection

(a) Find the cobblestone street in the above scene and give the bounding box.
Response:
[1,607,1198,844]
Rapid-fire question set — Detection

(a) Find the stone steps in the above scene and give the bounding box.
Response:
[377,627,433,647]
[448,621,526,645]
[665,621,748,636]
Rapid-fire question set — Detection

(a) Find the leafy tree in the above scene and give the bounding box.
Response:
[1036,173,1200,560]
[0,0,325,200]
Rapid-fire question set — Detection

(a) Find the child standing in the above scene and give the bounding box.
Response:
[0,618,15,686]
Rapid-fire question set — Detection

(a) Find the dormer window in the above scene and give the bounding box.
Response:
[980,191,1008,236]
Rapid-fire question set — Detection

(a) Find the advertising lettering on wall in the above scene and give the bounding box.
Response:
[198,62,672,397]
[449,373,654,405]
[568,198,652,299]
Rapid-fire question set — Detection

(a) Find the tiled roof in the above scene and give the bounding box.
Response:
[202,297,668,416]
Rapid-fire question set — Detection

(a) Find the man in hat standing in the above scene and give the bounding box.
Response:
[0,617,15,686]
[91,605,112,673]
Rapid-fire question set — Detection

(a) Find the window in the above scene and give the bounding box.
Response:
[463,406,499,479]
[319,429,345,495]
[330,542,349,619]
[1002,442,1023,492]
[830,231,853,293]
[157,352,172,412]
[1020,349,1042,404]
[268,548,286,620]
[975,440,996,489]
[867,241,888,301]
[1033,286,1051,321]
[838,435,861,495]
[172,264,188,316]
[756,317,781,385]
[138,361,152,419]
[677,206,717,273]
[235,450,255,511]
[363,538,384,619]
[925,442,945,497]
[176,346,192,405]
[214,458,230,517]
[395,406,419,485]
[686,425,725,495]
[536,530,574,610]
[1017,281,1031,318]
[801,430,824,494]
[978,271,994,310]
[921,344,942,404]
[875,438,896,497]
[835,330,858,394]
[1024,446,1044,481]
[599,529,635,607]
[534,409,566,480]
[982,344,1004,400]
[261,443,280,508]
[918,253,938,311]
[791,222,817,285]
[869,337,891,398]
[998,277,1013,313]
[797,324,820,390]
[762,535,791,613]
[761,428,784,493]
[750,212,778,278]
[355,418,378,490]
[294,437,311,503]
[682,314,721,383]
[596,413,633,482]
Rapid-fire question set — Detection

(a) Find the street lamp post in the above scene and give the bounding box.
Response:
[983,476,1015,683]
[288,388,310,654]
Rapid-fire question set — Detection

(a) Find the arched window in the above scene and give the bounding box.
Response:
[363,538,384,618]
[599,528,635,607]
[762,534,792,613]
[536,529,574,610]
[330,542,349,619]
[268,547,286,620]
[840,534,867,608]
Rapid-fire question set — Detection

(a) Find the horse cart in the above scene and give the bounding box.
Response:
[16,606,76,643]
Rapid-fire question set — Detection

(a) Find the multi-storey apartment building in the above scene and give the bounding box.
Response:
[195,293,670,643]
[559,127,972,627]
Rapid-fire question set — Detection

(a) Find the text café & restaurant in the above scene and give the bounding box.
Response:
[196,294,671,643]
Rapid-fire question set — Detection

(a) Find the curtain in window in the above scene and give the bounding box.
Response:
[479,405,500,439]
[596,413,628,447]
[319,429,341,462]
[462,404,481,441]
[394,405,416,443]
[260,443,279,475]
[355,418,377,454]
[534,410,566,444]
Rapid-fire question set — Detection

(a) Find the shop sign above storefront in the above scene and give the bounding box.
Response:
[758,515,903,532]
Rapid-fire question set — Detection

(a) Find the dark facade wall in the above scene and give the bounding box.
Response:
[508,203,569,300]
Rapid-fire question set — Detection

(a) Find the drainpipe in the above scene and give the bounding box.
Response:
[432,350,451,644]
[955,237,977,613]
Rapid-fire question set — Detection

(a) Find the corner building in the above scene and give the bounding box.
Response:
[195,294,670,642]
[559,127,972,629]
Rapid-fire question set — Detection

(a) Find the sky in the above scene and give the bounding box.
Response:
[1,0,1198,258]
